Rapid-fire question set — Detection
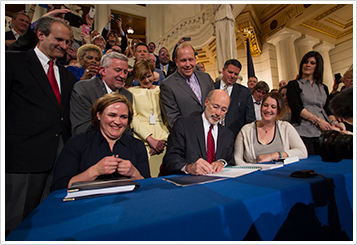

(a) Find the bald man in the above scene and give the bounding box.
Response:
[163,89,235,175]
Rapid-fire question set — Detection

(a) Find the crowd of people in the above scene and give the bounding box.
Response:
[5,6,353,237]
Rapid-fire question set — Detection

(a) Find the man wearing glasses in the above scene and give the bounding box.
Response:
[251,81,270,120]
[162,89,235,175]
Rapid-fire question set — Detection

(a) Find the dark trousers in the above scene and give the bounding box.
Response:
[5,136,63,236]
[5,171,50,235]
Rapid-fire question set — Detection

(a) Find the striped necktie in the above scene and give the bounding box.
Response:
[221,84,229,126]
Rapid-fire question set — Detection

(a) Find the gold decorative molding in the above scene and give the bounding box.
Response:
[313,4,346,21]
[239,22,261,57]
[325,18,353,29]
[301,22,352,39]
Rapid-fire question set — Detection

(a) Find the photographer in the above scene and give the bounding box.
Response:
[329,87,353,133]
[329,67,353,100]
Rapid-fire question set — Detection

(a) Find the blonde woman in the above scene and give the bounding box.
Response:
[128,60,169,177]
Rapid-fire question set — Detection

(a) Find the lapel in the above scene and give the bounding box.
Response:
[27,50,61,112]
[176,71,201,105]
[193,116,206,159]
[58,63,74,113]
[214,80,221,89]
[95,77,107,97]
[215,124,226,159]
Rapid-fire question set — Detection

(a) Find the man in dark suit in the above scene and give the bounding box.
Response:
[5,11,30,48]
[163,89,235,175]
[5,16,77,235]
[156,47,176,77]
[214,59,256,138]
[70,52,132,135]
[148,41,160,67]
[160,43,215,129]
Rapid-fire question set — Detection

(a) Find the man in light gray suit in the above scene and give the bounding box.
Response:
[70,52,132,134]
[160,43,214,129]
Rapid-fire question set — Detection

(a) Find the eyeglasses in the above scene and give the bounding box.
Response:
[208,100,228,113]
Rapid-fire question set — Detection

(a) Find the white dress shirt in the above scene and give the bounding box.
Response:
[219,80,233,97]
[34,46,61,93]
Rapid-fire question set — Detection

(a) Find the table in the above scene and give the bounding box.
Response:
[6,156,353,241]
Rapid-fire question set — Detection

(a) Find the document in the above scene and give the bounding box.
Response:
[228,163,284,171]
[206,168,259,177]
[63,179,140,201]
[163,175,227,187]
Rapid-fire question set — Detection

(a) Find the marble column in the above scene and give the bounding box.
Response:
[313,41,335,90]
[26,4,44,22]
[94,4,110,32]
[294,34,320,65]
[214,4,237,72]
[266,28,301,82]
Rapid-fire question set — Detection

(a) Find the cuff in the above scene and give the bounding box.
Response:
[217,159,227,167]
[181,165,189,174]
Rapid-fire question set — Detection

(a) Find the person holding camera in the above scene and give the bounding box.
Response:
[329,67,353,100]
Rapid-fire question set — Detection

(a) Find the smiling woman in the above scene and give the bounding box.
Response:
[66,44,103,81]
[234,92,307,165]
[50,92,151,192]
[286,51,343,155]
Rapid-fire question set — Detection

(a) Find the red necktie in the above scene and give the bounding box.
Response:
[207,125,215,163]
[48,60,61,107]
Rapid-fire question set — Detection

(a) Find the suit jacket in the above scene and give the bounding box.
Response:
[8,25,37,51]
[163,115,235,174]
[70,76,133,135]
[160,70,215,128]
[156,60,176,77]
[5,49,77,173]
[214,81,256,138]
[5,30,16,41]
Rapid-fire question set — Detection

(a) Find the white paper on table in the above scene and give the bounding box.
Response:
[206,168,259,178]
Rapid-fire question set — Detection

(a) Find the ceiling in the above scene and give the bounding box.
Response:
[195,4,353,67]
[5,4,352,59]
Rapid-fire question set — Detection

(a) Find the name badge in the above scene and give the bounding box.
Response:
[149,112,156,125]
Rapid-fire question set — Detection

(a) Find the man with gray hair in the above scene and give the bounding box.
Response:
[70,52,133,134]
[6,16,77,235]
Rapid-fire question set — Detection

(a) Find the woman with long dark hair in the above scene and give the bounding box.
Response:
[286,51,342,155]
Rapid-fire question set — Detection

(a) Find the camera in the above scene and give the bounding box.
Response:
[318,130,353,162]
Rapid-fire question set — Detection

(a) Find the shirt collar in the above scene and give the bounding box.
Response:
[95,127,128,147]
[178,70,196,82]
[221,80,232,88]
[11,28,20,39]
[103,79,114,94]
[201,112,217,130]
[299,77,315,84]
[34,46,56,67]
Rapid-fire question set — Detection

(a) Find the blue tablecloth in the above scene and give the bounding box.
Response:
[6,156,353,241]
